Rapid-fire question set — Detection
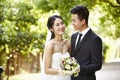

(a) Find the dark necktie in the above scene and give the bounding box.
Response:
[76,33,82,49]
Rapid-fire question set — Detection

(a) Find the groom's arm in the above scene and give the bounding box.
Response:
[79,36,102,75]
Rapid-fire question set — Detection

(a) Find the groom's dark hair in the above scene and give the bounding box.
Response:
[70,5,89,24]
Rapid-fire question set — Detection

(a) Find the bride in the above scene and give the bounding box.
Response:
[40,15,71,80]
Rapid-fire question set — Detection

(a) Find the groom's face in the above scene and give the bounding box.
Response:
[71,14,84,31]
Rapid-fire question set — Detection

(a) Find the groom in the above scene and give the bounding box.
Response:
[70,5,102,80]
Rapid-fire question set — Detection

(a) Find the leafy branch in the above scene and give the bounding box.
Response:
[100,0,120,7]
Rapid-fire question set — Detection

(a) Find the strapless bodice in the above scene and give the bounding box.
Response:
[51,52,70,69]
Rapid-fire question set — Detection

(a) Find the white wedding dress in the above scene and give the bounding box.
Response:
[40,52,71,80]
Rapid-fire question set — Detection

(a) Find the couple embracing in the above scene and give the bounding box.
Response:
[41,5,102,80]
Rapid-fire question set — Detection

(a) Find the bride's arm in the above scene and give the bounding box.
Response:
[44,41,59,75]
[66,39,71,55]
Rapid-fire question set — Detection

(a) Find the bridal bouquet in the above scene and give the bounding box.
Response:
[60,57,80,77]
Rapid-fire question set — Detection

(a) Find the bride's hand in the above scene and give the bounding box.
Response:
[63,70,73,75]
[58,69,73,75]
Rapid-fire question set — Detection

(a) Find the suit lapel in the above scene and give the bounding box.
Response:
[75,29,92,53]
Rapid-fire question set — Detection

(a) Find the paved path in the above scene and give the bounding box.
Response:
[9,62,120,80]
[96,62,120,80]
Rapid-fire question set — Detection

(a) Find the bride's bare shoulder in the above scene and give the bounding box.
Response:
[45,40,54,49]
[44,40,55,55]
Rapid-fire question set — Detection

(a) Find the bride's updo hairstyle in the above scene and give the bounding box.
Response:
[47,15,64,40]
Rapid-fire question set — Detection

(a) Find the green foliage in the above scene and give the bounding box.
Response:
[35,0,97,24]
[98,1,120,39]
[0,4,4,22]
[0,0,44,55]
[3,2,37,31]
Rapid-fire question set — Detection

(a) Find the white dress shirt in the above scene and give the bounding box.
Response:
[75,27,90,48]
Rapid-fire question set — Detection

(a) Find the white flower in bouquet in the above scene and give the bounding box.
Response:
[65,64,71,70]
[60,57,80,77]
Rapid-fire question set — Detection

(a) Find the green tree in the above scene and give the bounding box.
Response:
[0,0,47,79]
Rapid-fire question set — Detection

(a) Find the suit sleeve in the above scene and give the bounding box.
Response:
[80,36,102,74]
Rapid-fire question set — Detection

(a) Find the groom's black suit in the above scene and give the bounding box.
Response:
[71,29,102,80]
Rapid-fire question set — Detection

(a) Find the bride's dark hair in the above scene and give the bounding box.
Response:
[47,15,63,40]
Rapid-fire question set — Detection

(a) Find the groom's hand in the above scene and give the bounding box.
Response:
[72,65,80,73]
[72,65,80,74]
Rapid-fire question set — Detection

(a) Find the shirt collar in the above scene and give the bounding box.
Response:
[79,27,90,36]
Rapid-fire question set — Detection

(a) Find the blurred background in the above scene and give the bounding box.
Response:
[0,0,120,80]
